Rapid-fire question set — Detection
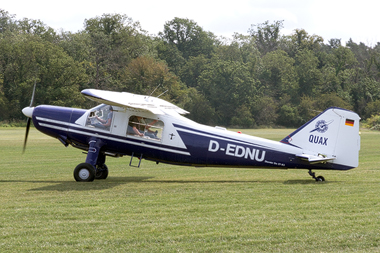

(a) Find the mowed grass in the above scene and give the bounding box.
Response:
[1,128,380,252]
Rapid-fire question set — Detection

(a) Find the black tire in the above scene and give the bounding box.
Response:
[316,176,325,182]
[74,163,96,182]
[95,164,109,180]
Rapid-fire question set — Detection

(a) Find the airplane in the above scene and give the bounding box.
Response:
[22,86,361,182]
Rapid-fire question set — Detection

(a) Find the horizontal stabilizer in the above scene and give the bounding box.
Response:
[296,153,336,164]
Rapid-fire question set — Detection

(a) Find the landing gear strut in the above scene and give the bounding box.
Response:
[74,138,109,182]
[308,169,325,182]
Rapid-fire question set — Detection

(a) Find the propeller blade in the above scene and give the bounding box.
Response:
[30,81,37,107]
[23,118,31,154]
[23,81,37,153]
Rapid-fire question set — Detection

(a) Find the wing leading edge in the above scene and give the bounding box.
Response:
[81,89,189,115]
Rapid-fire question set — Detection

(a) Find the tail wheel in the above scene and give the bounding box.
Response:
[74,163,95,182]
[308,170,326,182]
[95,164,109,180]
[316,176,325,182]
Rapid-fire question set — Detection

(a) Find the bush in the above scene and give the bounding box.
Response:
[363,100,380,120]
[0,120,27,127]
[276,104,302,127]
[364,114,380,130]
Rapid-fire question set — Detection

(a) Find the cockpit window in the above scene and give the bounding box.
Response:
[86,104,114,131]
[127,115,164,141]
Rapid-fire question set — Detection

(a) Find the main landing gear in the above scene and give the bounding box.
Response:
[74,163,96,182]
[308,169,325,182]
[73,163,109,182]
[73,138,109,182]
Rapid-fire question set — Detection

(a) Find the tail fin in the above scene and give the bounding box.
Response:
[281,107,360,169]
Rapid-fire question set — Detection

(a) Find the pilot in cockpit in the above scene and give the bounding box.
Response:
[94,106,113,129]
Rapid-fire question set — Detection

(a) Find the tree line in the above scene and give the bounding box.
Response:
[1,9,380,128]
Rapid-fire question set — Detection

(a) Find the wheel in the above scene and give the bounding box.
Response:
[74,163,95,182]
[316,175,325,182]
[95,164,109,180]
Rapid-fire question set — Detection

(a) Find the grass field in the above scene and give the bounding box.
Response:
[1,127,380,252]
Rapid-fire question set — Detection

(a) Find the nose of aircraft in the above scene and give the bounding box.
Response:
[22,107,35,118]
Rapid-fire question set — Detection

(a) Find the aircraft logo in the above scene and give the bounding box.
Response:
[310,120,333,133]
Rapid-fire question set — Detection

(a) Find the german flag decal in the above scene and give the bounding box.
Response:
[345,119,355,127]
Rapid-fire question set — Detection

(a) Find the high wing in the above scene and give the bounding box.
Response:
[81,89,189,115]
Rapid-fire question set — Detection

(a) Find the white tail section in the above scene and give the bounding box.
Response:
[281,107,360,168]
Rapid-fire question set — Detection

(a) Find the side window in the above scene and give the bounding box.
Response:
[127,115,164,141]
[85,105,114,131]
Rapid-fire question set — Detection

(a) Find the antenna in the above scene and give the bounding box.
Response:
[149,83,161,97]
[157,89,168,98]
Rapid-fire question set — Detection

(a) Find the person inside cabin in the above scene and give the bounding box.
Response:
[94,106,114,130]
[128,116,158,139]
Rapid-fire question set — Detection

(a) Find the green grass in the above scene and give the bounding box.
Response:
[1,127,380,252]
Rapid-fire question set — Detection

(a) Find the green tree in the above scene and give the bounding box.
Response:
[364,100,380,120]
[58,31,92,91]
[347,39,373,72]
[315,93,352,111]
[351,77,380,117]
[248,20,284,55]
[251,96,277,127]
[155,39,186,75]
[277,104,302,127]
[216,33,260,75]
[368,44,380,80]
[0,10,375,127]
[259,50,298,101]
[285,29,324,57]
[179,55,209,88]
[0,34,87,120]
[198,56,258,126]
[159,17,216,60]
[328,38,341,49]
[329,46,357,76]
[319,46,357,103]
[183,88,216,125]
[17,18,57,42]
[59,32,91,63]
[297,96,319,123]
[84,13,150,89]
[0,74,6,120]
[295,49,322,97]
[0,9,18,34]
[121,56,189,108]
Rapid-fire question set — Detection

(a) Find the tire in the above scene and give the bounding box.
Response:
[95,164,109,180]
[316,176,325,182]
[74,163,96,182]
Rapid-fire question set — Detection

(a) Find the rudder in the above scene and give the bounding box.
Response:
[281,107,360,169]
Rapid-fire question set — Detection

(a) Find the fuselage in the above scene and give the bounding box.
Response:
[31,104,353,171]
